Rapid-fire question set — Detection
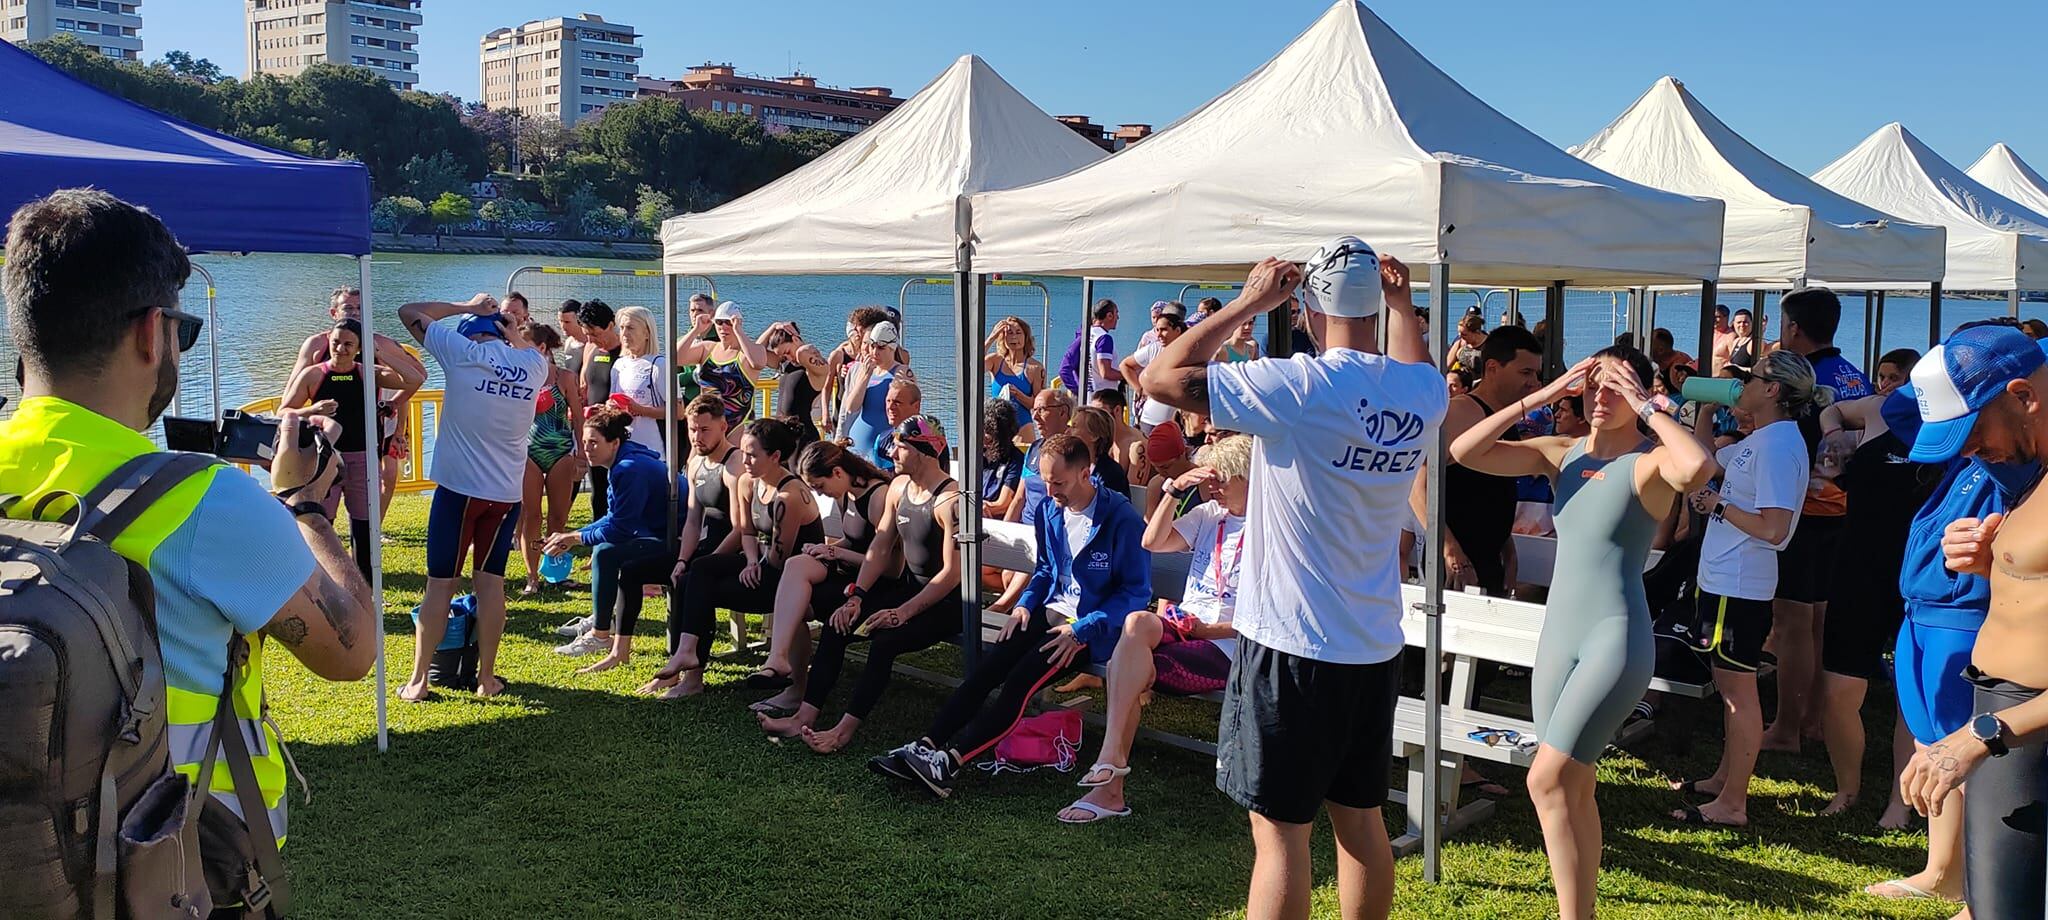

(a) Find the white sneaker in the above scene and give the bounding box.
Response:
[554,615,594,638]
[554,632,608,657]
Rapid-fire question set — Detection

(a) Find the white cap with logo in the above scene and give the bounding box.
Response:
[1301,236,1383,319]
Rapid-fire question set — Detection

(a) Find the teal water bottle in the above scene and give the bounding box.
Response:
[540,551,574,584]
[1680,376,1744,406]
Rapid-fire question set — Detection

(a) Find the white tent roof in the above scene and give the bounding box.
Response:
[1572,77,1944,286]
[1966,143,2048,228]
[660,54,1106,275]
[1812,124,2048,291]
[967,0,1723,285]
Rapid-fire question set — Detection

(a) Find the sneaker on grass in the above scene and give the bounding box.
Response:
[554,615,594,638]
[553,632,608,657]
[893,741,956,799]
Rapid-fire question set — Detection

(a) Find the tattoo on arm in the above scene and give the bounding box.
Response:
[313,587,359,649]
[269,615,309,647]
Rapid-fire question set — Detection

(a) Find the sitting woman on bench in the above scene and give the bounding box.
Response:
[744,441,897,712]
[1059,434,1251,824]
[653,418,824,696]
[1449,347,1715,920]
[867,433,1152,801]
[761,416,964,753]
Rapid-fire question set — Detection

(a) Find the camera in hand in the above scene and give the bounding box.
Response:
[164,410,322,464]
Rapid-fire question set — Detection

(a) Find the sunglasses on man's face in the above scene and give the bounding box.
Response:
[133,306,204,352]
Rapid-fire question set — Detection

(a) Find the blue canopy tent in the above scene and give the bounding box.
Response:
[0,39,395,749]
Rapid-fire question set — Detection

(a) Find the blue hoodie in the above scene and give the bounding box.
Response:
[579,439,669,546]
[1016,485,1153,660]
[1899,457,2035,630]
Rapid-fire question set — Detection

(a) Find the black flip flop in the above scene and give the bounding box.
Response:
[745,667,794,691]
[1669,803,1745,828]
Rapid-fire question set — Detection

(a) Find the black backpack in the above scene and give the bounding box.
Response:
[0,452,289,919]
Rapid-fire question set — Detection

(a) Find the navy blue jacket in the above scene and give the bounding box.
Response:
[579,439,668,546]
[1016,485,1153,659]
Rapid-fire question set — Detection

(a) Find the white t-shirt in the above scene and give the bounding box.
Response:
[610,352,668,456]
[1698,419,1808,600]
[1172,500,1246,659]
[424,322,552,502]
[1087,324,1118,398]
[1210,349,1448,664]
[1045,493,1096,623]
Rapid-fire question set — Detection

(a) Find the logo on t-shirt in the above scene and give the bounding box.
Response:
[1332,397,1427,474]
[1088,551,1110,570]
[475,354,538,401]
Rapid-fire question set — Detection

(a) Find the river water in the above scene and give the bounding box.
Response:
[0,250,2028,435]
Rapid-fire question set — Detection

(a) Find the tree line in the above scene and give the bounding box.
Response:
[26,36,847,239]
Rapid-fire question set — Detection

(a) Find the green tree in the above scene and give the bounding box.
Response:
[399,151,469,202]
[633,185,676,236]
[371,196,426,233]
[427,192,475,233]
[156,50,223,83]
[581,205,632,239]
[479,197,541,224]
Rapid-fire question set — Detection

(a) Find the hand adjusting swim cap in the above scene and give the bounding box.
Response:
[1301,236,1383,320]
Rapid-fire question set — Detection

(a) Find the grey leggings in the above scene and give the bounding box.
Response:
[1963,667,2046,919]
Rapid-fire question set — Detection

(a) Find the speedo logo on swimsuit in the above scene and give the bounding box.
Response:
[1331,397,1425,474]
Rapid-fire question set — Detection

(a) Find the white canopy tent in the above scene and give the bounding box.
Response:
[966,1,1724,286]
[656,55,1109,746]
[1572,76,1944,286]
[1813,124,2048,324]
[1967,143,2048,233]
[659,53,1106,275]
[969,0,1723,882]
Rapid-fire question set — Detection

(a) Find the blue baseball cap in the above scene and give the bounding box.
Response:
[457,313,508,341]
[1908,325,2048,462]
[1880,386,1922,446]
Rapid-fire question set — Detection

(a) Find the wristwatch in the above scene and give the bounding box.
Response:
[1971,712,2012,757]
[845,584,868,600]
[1710,500,1728,521]
[1637,394,1677,423]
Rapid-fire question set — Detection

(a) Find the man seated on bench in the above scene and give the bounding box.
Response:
[1059,434,1252,824]
[869,433,1152,800]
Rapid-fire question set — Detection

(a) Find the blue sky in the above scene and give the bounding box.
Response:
[139,0,2041,173]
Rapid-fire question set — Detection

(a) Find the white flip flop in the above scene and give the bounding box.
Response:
[1076,762,1132,788]
[1056,800,1132,824]
[1864,878,1944,901]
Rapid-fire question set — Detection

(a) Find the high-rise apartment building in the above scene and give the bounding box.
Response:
[479,14,640,125]
[2,0,144,61]
[246,0,420,90]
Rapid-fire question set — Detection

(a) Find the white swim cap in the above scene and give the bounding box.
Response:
[1301,236,1383,319]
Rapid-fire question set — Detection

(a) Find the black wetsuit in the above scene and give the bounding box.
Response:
[806,478,962,719]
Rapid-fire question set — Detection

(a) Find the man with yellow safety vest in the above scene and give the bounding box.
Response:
[0,189,377,915]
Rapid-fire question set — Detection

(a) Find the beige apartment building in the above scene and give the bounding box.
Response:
[479,13,640,125]
[246,0,420,90]
[2,0,143,60]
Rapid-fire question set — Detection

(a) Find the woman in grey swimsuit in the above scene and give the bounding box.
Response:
[1450,346,1717,920]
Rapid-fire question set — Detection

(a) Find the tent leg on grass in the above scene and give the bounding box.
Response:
[1421,261,1452,883]
[360,254,388,753]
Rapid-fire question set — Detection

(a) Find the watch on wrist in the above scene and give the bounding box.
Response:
[1711,500,1728,521]
[1638,394,1676,422]
[1971,712,2012,757]
[845,584,867,600]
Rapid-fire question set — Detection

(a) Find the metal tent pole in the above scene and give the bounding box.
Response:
[1929,284,1944,348]
[1078,279,1095,395]
[1863,292,1876,369]
[663,274,679,548]
[357,254,388,753]
[1422,261,1451,884]
[1543,283,1565,376]
[1751,290,1767,361]
[1874,292,1888,357]
[955,204,985,670]
[2012,289,2023,320]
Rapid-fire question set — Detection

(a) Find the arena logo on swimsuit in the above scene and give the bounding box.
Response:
[1331,397,1426,474]
[476,357,537,401]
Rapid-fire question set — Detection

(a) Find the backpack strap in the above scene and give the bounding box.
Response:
[75,452,222,547]
[191,634,292,917]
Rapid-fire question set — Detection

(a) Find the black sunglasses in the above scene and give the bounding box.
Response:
[131,306,203,353]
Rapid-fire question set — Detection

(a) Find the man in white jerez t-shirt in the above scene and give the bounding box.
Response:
[1142,239,1445,920]
[398,293,553,701]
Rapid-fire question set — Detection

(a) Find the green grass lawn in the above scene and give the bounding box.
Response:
[262,493,1961,919]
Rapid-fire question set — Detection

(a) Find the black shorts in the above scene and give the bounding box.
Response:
[1775,515,1843,604]
[1819,594,1905,680]
[1217,638,1401,824]
[1698,590,1773,673]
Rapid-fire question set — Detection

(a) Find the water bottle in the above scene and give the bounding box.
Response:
[540,551,573,584]
[1680,376,1744,407]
